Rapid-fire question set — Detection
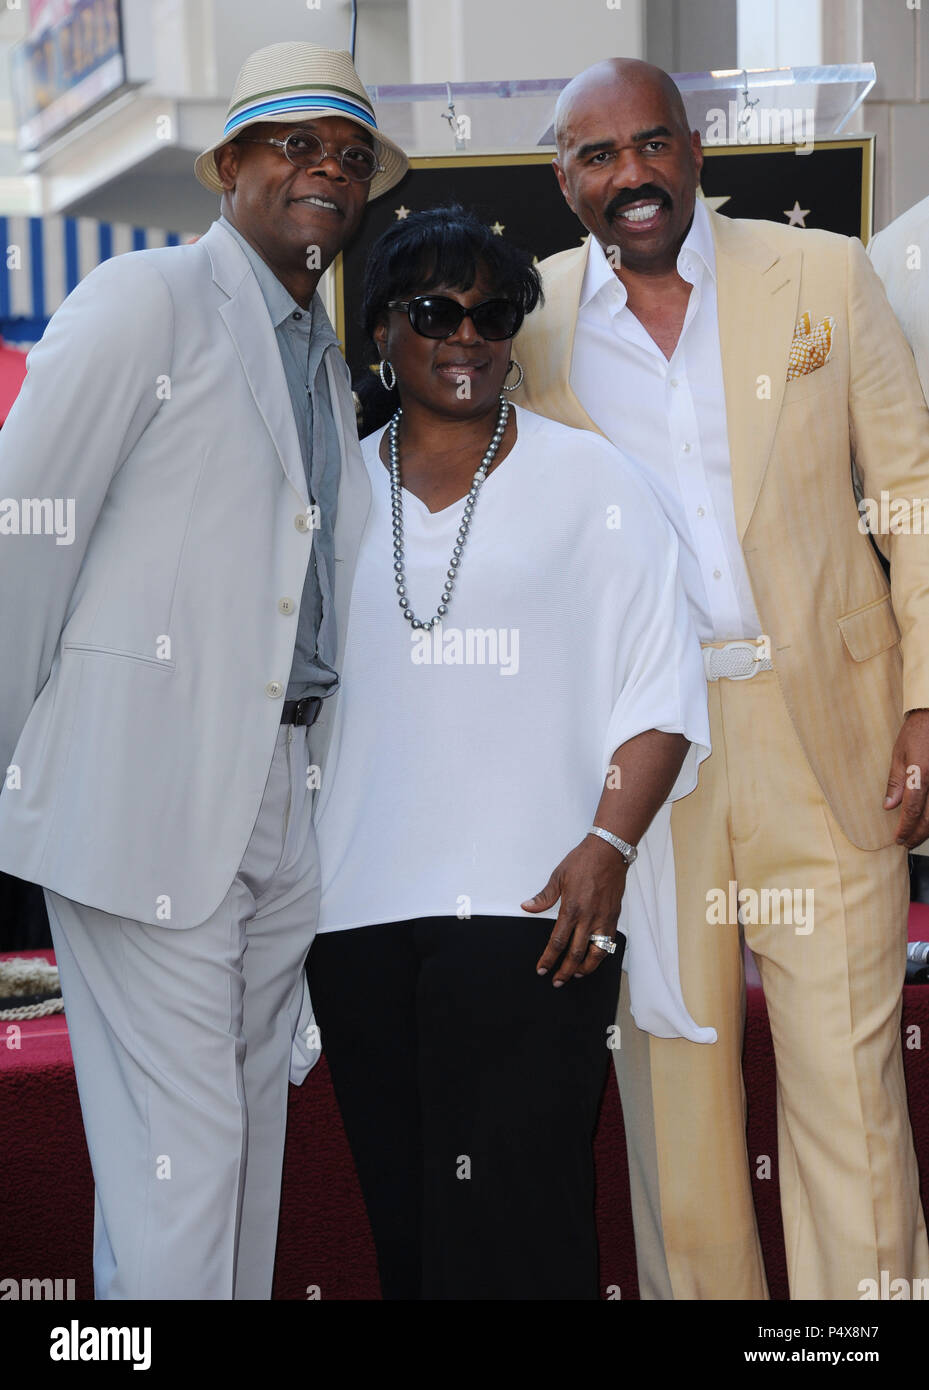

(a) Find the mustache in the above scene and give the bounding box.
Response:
[606,186,671,221]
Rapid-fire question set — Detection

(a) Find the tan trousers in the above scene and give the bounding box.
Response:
[615,665,929,1299]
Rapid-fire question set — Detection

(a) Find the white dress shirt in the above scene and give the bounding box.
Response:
[570,198,762,641]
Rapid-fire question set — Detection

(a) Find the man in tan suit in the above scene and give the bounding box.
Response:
[514,57,929,1299]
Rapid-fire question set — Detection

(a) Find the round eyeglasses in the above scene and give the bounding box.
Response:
[239,130,381,182]
[387,295,524,341]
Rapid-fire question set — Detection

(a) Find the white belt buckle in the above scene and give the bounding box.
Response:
[704,640,765,682]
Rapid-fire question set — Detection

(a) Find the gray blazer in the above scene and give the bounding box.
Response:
[0,220,370,928]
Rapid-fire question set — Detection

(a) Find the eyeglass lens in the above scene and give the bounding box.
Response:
[410,297,522,340]
[285,131,378,181]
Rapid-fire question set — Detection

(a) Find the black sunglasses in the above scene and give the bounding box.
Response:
[387,295,523,341]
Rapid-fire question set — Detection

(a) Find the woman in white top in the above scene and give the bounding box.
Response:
[308,207,710,1300]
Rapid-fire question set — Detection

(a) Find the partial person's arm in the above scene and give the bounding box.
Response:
[846,236,929,845]
[523,728,689,985]
[521,451,709,987]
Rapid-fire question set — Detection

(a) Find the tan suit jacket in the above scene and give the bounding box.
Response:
[514,210,929,851]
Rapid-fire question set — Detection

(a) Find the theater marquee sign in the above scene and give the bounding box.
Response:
[12,0,126,151]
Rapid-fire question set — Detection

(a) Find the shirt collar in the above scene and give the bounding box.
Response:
[580,195,718,311]
[681,197,717,284]
[219,214,338,347]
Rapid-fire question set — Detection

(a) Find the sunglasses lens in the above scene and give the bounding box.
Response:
[471,300,522,340]
[284,132,325,166]
[409,298,464,338]
[284,132,378,181]
[341,147,379,181]
[407,297,522,339]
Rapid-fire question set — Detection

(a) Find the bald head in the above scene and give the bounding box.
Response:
[554,59,690,156]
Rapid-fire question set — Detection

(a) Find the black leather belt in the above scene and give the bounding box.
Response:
[280,697,323,727]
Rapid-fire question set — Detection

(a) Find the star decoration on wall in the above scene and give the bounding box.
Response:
[394,205,410,220]
[783,201,810,227]
[490,221,505,236]
[697,188,731,213]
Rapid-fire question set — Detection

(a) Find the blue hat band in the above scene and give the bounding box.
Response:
[224,93,378,139]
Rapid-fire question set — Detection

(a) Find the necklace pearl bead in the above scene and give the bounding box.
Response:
[388,396,510,630]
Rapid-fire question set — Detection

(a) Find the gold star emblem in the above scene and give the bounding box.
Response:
[490,221,505,236]
[697,188,731,213]
[783,201,810,227]
[395,205,410,220]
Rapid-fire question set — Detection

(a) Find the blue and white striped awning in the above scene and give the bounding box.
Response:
[0,215,186,349]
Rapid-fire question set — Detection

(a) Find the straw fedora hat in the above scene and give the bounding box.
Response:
[195,41,408,201]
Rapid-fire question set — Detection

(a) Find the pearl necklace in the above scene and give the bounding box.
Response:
[388,396,510,630]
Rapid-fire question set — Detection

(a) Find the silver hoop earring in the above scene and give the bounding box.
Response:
[501,359,524,392]
[379,359,397,392]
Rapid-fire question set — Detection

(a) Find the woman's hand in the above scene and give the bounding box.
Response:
[522,835,628,986]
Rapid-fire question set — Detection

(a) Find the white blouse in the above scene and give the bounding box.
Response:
[314,405,715,1042]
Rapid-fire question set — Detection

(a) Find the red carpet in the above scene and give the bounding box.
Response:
[3,947,928,1300]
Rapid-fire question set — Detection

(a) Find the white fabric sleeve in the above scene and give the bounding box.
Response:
[599,508,710,781]
[596,474,715,1043]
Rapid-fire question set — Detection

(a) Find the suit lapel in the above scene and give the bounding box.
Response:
[323,350,370,632]
[518,242,604,435]
[203,222,309,504]
[711,211,802,539]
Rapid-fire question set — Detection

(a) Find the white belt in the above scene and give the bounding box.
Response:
[702,640,773,682]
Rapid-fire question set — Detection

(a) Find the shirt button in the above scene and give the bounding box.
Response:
[295,513,310,532]
[682,442,691,453]
[265,681,284,699]
[697,507,706,517]
[278,597,295,616]
[713,569,722,580]
[670,378,679,388]
[292,310,303,320]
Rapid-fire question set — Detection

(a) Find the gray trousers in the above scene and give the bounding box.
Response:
[44,723,318,1300]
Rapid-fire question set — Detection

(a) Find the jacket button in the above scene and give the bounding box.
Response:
[278,597,295,615]
[265,681,284,699]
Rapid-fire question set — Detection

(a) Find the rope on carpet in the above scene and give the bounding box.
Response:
[0,956,64,1020]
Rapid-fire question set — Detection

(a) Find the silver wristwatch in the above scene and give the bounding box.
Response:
[588,825,638,865]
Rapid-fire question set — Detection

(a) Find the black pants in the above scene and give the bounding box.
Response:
[308,915,624,1301]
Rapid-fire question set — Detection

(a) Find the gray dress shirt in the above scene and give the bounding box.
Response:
[220,216,340,701]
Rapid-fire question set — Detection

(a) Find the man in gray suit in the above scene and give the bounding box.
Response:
[0,41,407,1300]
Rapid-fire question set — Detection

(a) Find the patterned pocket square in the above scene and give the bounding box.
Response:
[787,311,836,381]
